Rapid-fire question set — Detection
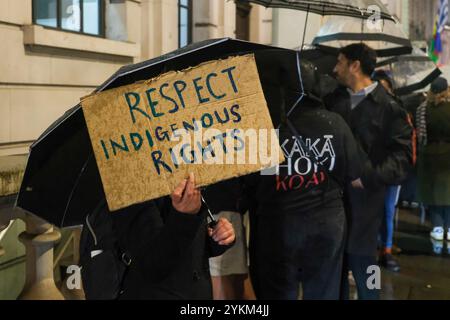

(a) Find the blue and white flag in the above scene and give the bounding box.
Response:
[437,0,449,33]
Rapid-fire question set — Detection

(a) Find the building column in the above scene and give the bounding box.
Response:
[401,0,410,37]
[141,0,178,60]
[17,214,63,300]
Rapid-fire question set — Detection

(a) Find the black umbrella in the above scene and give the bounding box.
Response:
[239,0,395,21]
[300,45,337,75]
[16,38,308,227]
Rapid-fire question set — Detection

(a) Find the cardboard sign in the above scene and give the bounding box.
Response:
[82,54,283,211]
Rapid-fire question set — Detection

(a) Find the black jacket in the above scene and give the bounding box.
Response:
[324,84,413,255]
[247,101,361,216]
[325,84,413,190]
[112,198,230,299]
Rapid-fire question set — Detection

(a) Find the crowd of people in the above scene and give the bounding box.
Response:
[80,42,450,300]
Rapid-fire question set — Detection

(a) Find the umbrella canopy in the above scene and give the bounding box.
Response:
[377,46,442,96]
[239,0,395,21]
[299,46,339,96]
[300,45,337,75]
[312,15,412,57]
[16,38,308,227]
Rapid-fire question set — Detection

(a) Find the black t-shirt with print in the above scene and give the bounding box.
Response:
[255,104,361,216]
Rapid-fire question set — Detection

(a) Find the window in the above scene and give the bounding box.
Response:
[33,0,104,36]
[178,0,192,48]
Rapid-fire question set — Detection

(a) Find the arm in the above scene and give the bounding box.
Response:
[361,101,413,189]
[342,117,363,184]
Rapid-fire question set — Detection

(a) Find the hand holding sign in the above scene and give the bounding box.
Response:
[171,173,201,214]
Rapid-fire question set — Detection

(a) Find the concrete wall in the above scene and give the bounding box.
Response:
[272,9,323,49]
[141,0,178,59]
[0,0,143,156]
[249,4,272,45]
[193,1,270,43]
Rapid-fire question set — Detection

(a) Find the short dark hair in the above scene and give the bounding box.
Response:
[339,43,377,77]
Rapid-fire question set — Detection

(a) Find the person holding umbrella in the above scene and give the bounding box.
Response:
[325,43,413,300]
[417,78,450,245]
[81,173,236,300]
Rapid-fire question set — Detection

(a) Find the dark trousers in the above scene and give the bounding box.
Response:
[252,204,345,300]
[341,253,380,300]
[399,170,417,203]
[429,205,450,229]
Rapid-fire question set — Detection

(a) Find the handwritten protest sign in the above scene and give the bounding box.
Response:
[81,54,283,211]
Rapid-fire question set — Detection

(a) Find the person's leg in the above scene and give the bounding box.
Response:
[400,171,418,206]
[380,186,400,272]
[443,206,450,240]
[382,186,400,250]
[301,206,346,300]
[211,276,230,300]
[248,211,259,297]
[340,254,350,300]
[347,254,380,300]
[443,206,450,229]
[254,215,300,300]
[210,211,248,300]
[211,274,247,300]
[430,206,444,228]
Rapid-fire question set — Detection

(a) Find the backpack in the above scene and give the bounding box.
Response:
[79,199,132,300]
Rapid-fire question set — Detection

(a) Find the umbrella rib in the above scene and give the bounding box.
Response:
[97,38,231,92]
[286,51,305,117]
[60,154,92,227]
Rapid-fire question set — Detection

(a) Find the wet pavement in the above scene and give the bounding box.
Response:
[380,208,450,300]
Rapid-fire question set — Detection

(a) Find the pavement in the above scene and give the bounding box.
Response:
[380,208,450,300]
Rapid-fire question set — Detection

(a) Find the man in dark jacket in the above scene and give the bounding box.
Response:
[112,173,236,299]
[324,44,413,300]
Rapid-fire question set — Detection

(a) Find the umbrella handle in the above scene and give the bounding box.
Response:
[200,194,217,226]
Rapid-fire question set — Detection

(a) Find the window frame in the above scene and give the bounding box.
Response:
[32,0,105,38]
[178,0,193,48]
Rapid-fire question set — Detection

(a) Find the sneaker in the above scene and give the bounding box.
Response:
[379,254,400,272]
[430,227,444,240]
[410,202,419,209]
[400,201,410,208]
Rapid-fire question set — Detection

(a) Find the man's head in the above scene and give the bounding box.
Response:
[428,77,449,106]
[333,43,377,88]
[430,77,448,95]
